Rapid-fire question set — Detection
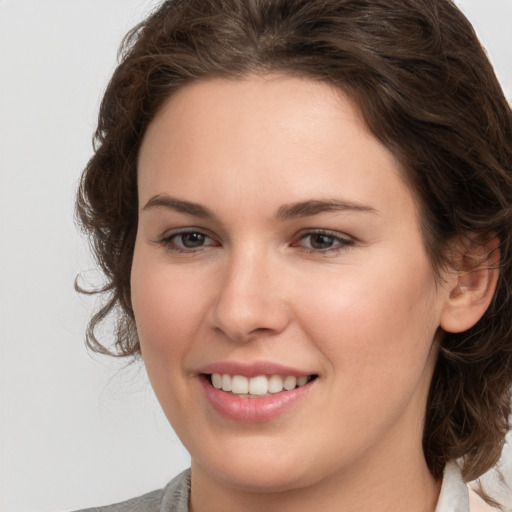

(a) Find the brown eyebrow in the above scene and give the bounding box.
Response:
[276,199,377,220]
[142,194,377,220]
[142,195,215,218]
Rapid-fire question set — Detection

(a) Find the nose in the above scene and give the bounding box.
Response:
[209,247,291,343]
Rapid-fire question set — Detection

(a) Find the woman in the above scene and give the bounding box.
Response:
[76,0,512,510]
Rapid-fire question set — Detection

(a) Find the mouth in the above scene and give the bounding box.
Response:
[199,366,318,422]
[205,373,318,398]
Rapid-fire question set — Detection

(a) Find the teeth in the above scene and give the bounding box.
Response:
[221,374,232,392]
[249,375,269,395]
[231,375,249,394]
[210,373,313,396]
[297,376,308,387]
[211,373,222,389]
[268,375,283,393]
[283,376,297,390]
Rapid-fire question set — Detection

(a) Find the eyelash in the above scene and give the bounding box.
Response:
[157,229,355,255]
[158,228,218,253]
[294,229,355,254]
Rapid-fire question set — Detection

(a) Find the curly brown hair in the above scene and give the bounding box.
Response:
[76,0,512,488]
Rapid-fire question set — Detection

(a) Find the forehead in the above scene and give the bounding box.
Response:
[137,74,418,223]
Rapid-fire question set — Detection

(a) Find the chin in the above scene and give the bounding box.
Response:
[210,464,313,493]
[191,440,320,493]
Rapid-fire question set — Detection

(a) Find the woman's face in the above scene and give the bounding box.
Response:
[132,75,453,492]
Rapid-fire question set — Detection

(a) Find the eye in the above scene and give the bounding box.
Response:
[159,229,218,252]
[175,232,208,248]
[294,230,354,253]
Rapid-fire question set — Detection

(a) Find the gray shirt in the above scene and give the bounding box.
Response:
[77,461,469,512]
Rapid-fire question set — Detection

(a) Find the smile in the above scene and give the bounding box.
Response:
[200,370,318,422]
[209,373,316,397]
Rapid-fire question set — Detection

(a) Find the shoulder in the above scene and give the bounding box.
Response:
[468,487,501,512]
[74,469,191,512]
[75,488,164,512]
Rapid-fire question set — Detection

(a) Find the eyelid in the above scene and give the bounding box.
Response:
[292,228,355,252]
[153,227,355,254]
[156,227,219,252]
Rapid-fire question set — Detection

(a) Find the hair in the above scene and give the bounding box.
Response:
[76,0,512,492]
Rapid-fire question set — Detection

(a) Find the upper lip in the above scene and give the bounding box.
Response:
[197,361,315,378]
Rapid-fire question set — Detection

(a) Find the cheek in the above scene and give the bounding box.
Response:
[130,249,213,426]
[294,253,440,393]
[130,250,207,358]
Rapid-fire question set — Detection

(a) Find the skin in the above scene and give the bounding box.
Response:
[131,75,483,512]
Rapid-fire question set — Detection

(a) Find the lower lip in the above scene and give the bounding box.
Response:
[200,376,315,423]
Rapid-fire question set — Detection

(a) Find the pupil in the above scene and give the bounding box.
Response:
[311,234,333,249]
[182,233,205,248]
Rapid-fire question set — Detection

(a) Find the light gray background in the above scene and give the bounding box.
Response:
[0,1,511,511]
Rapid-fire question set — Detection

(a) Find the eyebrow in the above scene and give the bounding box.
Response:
[276,199,377,220]
[142,195,215,218]
[142,194,377,220]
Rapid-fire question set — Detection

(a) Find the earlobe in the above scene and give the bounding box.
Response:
[440,235,500,334]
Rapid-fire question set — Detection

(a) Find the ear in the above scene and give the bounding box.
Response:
[440,234,500,334]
